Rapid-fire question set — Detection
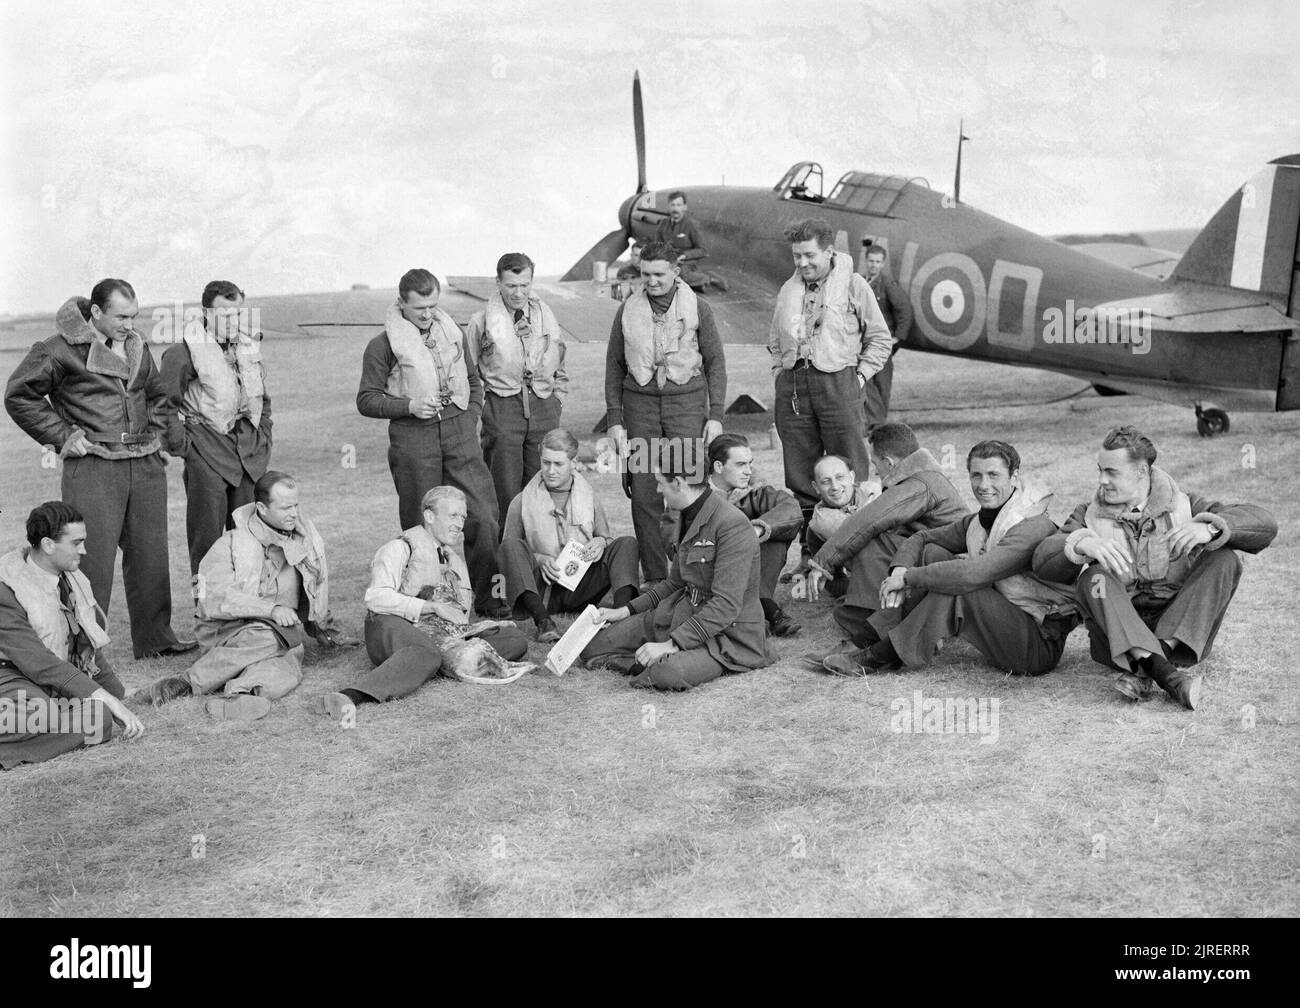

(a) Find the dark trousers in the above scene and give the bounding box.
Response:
[867,545,1068,674]
[758,538,793,600]
[352,612,528,702]
[831,532,909,645]
[581,606,726,691]
[1075,548,1242,672]
[775,366,872,510]
[387,412,501,612]
[0,667,124,770]
[621,384,708,581]
[862,357,894,434]
[481,390,563,525]
[498,535,640,613]
[182,448,255,575]
[61,453,181,658]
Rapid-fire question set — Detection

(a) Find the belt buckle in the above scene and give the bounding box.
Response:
[120,432,129,443]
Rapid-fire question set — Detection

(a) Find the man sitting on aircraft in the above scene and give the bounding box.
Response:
[312,486,529,719]
[664,433,803,638]
[654,191,726,292]
[132,471,354,721]
[604,240,727,582]
[802,424,967,663]
[465,252,569,524]
[497,428,639,642]
[583,439,771,690]
[861,245,912,433]
[1,502,144,769]
[769,218,893,529]
[819,441,1078,677]
[1033,425,1276,710]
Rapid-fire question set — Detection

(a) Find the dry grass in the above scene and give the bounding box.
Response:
[1,329,1297,917]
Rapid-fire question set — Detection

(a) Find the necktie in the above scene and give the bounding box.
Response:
[513,308,532,418]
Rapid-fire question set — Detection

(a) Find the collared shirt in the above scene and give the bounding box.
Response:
[98,332,127,361]
[676,487,711,544]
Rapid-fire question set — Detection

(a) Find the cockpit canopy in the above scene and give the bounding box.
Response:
[775,161,920,217]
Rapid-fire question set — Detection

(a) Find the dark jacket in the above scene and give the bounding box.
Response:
[868,272,913,349]
[630,488,770,672]
[813,448,969,572]
[5,297,166,458]
[160,341,273,486]
[661,479,802,554]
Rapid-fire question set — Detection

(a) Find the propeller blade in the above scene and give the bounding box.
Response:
[559,228,630,282]
[634,70,646,193]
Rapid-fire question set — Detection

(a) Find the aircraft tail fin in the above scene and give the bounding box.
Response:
[1172,155,1300,317]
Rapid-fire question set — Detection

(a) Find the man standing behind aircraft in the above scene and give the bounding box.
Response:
[769,219,892,523]
[466,253,569,523]
[162,280,274,577]
[5,279,194,659]
[861,246,911,432]
[357,268,506,617]
[604,241,726,580]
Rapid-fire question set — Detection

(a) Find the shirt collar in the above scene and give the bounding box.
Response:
[24,554,60,591]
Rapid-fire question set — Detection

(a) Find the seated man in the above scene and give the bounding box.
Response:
[822,441,1079,677]
[803,423,967,663]
[1,502,144,769]
[314,486,530,719]
[1033,425,1277,710]
[582,439,771,690]
[789,453,880,598]
[134,471,352,720]
[666,433,803,637]
[498,428,639,643]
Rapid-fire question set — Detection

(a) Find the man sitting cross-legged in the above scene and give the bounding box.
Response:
[133,471,354,720]
[1,502,144,769]
[801,422,967,667]
[822,441,1079,677]
[1032,425,1276,710]
[581,438,772,691]
[665,433,803,637]
[313,486,530,719]
[497,428,639,643]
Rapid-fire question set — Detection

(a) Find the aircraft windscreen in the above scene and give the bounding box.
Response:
[826,172,910,215]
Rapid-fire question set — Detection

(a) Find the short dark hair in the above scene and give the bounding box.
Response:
[654,437,708,484]
[638,240,680,266]
[399,269,440,301]
[540,428,579,460]
[495,252,535,279]
[668,191,687,203]
[708,433,748,473]
[783,218,835,249]
[1102,425,1157,467]
[254,470,297,506]
[966,440,1020,475]
[201,280,244,309]
[90,278,136,310]
[26,501,84,549]
[865,246,888,260]
[868,422,919,460]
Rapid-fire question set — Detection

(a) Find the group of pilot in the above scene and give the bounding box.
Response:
[0,210,1278,769]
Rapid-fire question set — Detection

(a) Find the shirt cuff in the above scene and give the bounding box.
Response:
[1063,528,1095,565]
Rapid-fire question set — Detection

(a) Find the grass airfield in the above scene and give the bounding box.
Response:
[0,325,1296,917]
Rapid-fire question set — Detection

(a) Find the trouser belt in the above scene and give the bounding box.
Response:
[84,432,154,444]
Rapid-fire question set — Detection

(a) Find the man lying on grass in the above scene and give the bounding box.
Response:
[582,438,772,690]
[1032,425,1277,710]
[818,440,1079,678]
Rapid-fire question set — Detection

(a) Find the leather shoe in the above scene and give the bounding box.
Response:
[1145,654,1203,710]
[143,638,198,658]
[129,674,192,707]
[1112,672,1155,701]
[769,608,801,638]
[535,617,561,644]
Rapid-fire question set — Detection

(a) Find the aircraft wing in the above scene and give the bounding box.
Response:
[1066,243,1183,280]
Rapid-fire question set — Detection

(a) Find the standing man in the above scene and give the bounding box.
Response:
[0,502,144,769]
[498,429,640,642]
[861,246,912,432]
[357,268,507,618]
[654,191,725,291]
[466,253,569,523]
[769,219,893,523]
[161,280,274,577]
[5,279,194,659]
[665,433,803,638]
[1033,426,1277,710]
[604,241,727,581]
[582,443,771,691]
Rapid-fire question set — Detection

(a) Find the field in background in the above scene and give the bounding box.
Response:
[0,329,1296,917]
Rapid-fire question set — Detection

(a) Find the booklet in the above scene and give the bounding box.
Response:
[552,539,593,592]
[544,605,607,676]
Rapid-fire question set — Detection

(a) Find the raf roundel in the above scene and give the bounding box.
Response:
[908,251,987,351]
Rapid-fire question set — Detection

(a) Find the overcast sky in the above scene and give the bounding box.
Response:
[2,0,1297,314]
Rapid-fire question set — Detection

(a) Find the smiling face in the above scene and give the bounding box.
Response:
[41,521,87,574]
[712,445,753,492]
[813,457,855,507]
[497,268,533,312]
[640,256,681,297]
[1096,447,1149,508]
[90,291,139,342]
[791,238,834,284]
[539,447,575,491]
[400,289,439,333]
[425,496,467,545]
[967,455,1017,511]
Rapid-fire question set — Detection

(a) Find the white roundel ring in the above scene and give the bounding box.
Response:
[930,280,965,324]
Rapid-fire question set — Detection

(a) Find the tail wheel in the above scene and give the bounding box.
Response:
[1195,404,1230,438]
